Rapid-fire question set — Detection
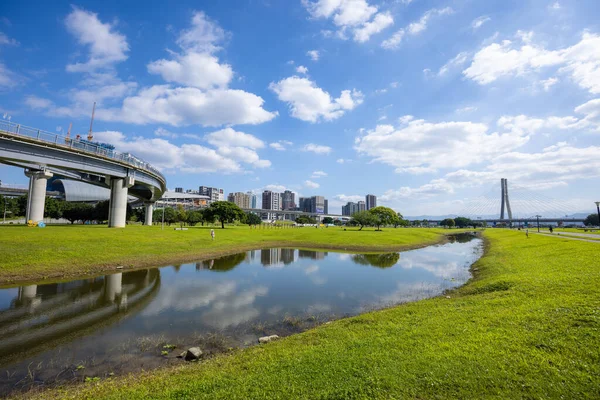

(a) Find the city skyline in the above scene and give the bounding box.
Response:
[0,1,599,216]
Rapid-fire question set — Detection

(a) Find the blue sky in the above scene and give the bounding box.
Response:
[0,0,599,216]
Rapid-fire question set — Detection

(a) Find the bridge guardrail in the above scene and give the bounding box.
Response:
[0,120,165,184]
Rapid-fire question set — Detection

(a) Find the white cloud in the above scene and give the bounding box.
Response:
[154,127,178,139]
[549,2,561,10]
[334,194,363,203]
[296,65,309,74]
[464,32,600,94]
[97,85,277,127]
[147,12,233,89]
[302,143,332,155]
[382,7,452,49]
[65,7,129,72]
[540,77,558,91]
[311,170,328,178]
[303,0,393,43]
[93,128,271,174]
[269,76,363,122]
[438,52,469,76]
[304,180,320,189]
[353,12,394,43]
[456,106,477,113]
[336,158,352,164]
[307,50,320,61]
[204,127,265,149]
[0,32,19,46]
[269,140,293,151]
[148,52,233,89]
[471,16,491,31]
[407,7,453,35]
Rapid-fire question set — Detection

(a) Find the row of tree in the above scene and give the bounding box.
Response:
[439,217,485,228]
[349,206,407,230]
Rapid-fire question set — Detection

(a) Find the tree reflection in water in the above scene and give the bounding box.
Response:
[197,252,247,271]
[351,253,400,268]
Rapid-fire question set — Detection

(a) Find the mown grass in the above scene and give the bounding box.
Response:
[24,229,600,399]
[0,225,451,285]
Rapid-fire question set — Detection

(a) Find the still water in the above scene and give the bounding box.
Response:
[0,234,482,394]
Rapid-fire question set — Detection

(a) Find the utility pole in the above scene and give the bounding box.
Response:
[162,202,165,230]
[595,202,600,228]
[535,215,541,232]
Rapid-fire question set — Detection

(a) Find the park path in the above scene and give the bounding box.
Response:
[534,232,600,244]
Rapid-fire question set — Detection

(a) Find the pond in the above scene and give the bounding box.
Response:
[0,233,482,395]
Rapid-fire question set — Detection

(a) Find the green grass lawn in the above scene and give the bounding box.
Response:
[24,229,599,399]
[0,224,452,285]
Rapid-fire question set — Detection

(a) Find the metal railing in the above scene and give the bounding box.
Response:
[0,120,165,184]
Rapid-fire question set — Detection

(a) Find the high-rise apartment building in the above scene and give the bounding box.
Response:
[324,199,328,215]
[310,196,325,214]
[246,191,257,209]
[199,186,224,203]
[262,190,281,220]
[358,200,366,212]
[227,192,250,209]
[366,194,377,210]
[282,190,296,210]
[342,201,360,216]
[298,197,310,212]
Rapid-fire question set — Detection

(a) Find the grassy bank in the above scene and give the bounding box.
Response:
[27,230,599,399]
[0,225,450,285]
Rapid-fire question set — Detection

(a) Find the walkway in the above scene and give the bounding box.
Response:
[534,232,600,244]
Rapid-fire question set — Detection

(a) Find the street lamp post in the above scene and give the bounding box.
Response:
[535,215,541,233]
[595,201,600,228]
[162,202,165,231]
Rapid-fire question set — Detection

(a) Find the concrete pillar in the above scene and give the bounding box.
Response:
[145,202,154,226]
[108,178,128,228]
[104,273,122,302]
[25,169,53,223]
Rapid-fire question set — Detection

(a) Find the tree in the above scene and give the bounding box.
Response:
[352,253,400,268]
[245,212,262,226]
[322,216,334,224]
[584,213,599,226]
[455,216,474,228]
[176,204,188,227]
[205,201,245,229]
[164,207,177,225]
[295,215,317,224]
[187,210,204,226]
[369,206,400,231]
[93,200,110,223]
[44,197,64,219]
[63,203,94,224]
[350,210,375,230]
[440,218,455,228]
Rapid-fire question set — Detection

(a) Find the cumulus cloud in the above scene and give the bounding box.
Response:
[302,143,332,155]
[463,31,600,94]
[303,0,393,43]
[27,10,276,128]
[304,180,320,189]
[296,65,309,74]
[269,140,293,151]
[354,97,600,174]
[64,7,129,72]
[311,170,328,178]
[0,32,19,47]
[94,126,270,174]
[270,76,363,122]
[307,50,320,61]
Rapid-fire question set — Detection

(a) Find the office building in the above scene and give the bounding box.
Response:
[175,187,183,193]
[199,186,225,203]
[298,197,310,212]
[227,192,250,209]
[324,199,328,215]
[246,191,257,209]
[282,190,296,210]
[366,194,377,210]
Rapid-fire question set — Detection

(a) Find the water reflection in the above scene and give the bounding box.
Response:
[0,236,481,396]
[351,253,400,268]
[0,269,160,363]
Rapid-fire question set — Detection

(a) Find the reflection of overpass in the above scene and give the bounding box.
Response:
[0,121,166,227]
[0,269,160,365]
[428,218,585,225]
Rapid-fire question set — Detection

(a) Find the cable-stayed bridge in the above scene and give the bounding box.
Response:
[454,179,586,224]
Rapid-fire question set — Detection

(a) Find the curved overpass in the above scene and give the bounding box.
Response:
[0,120,166,227]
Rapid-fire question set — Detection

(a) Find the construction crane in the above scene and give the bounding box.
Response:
[64,122,72,144]
[87,102,96,142]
